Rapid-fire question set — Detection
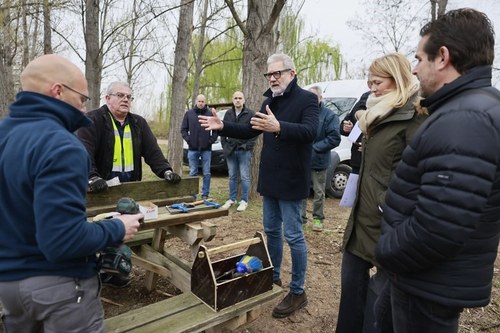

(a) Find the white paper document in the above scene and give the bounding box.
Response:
[347,122,362,143]
[339,173,359,208]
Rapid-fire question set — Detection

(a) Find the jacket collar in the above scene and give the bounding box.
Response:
[421,65,492,113]
[10,91,91,132]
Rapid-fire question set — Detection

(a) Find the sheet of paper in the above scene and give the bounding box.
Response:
[347,122,362,143]
[339,173,359,208]
[106,177,121,187]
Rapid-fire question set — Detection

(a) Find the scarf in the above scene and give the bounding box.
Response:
[358,80,420,135]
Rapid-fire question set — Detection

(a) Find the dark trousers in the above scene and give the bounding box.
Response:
[336,251,372,333]
[391,284,463,333]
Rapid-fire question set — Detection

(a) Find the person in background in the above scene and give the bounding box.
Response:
[340,90,370,174]
[198,53,319,318]
[221,91,257,212]
[0,54,143,333]
[76,81,181,188]
[376,9,500,333]
[76,81,180,287]
[336,53,428,333]
[181,94,218,199]
[301,85,340,231]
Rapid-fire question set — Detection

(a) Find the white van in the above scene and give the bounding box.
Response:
[304,80,369,198]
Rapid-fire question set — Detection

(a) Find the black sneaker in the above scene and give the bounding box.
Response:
[272,291,308,318]
[100,272,131,288]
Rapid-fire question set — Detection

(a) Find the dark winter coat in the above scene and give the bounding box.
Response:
[181,105,218,151]
[342,92,427,265]
[221,105,256,157]
[376,66,500,308]
[219,77,319,200]
[311,102,340,170]
[0,92,125,281]
[76,105,172,181]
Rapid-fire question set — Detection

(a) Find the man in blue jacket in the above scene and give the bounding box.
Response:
[0,54,143,332]
[302,86,340,231]
[181,94,218,199]
[375,9,500,333]
[199,53,319,318]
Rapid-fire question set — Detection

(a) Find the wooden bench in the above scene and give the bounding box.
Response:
[104,285,282,333]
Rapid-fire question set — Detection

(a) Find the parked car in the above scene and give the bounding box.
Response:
[304,80,369,198]
[182,110,228,172]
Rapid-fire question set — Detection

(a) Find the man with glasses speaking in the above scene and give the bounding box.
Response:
[76,82,180,287]
[199,53,319,318]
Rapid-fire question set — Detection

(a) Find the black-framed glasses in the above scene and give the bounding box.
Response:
[61,83,91,104]
[109,92,134,101]
[263,68,291,80]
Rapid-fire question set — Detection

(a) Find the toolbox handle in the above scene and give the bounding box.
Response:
[206,237,261,256]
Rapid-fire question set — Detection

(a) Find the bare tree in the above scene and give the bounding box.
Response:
[84,0,102,108]
[430,0,448,21]
[191,0,209,104]
[43,0,53,54]
[225,0,286,198]
[0,0,17,117]
[348,0,428,58]
[167,0,195,174]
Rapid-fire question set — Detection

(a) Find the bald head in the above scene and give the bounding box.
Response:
[20,54,89,112]
[196,94,207,109]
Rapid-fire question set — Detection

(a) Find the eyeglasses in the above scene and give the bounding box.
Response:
[109,93,134,101]
[61,83,91,104]
[263,68,291,80]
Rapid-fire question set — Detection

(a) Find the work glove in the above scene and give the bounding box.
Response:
[164,170,181,184]
[88,176,108,193]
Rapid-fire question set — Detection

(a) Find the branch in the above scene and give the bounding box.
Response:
[224,0,248,37]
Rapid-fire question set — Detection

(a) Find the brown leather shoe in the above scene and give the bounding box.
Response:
[272,291,308,318]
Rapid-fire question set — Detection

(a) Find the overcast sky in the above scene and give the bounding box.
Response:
[300,0,500,82]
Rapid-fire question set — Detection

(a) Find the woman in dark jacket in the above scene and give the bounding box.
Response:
[336,53,428,333]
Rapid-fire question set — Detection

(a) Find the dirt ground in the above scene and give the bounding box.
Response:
[1,173,497,332]
[99,173,500,333]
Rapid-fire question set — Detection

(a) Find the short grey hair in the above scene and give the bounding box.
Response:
[267,53,295,70]
[106,82,131,95]
[309,85,323,98]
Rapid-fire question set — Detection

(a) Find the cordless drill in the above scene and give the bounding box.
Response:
[99,197,141,277]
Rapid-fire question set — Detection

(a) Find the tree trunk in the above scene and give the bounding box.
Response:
[0,0,16,118]
[226,0,286,199]
[167,0,194,174]
[191,0,209,105]
[43,0,53,54]
[85,0,102,109]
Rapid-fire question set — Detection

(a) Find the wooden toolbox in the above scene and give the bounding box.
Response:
[191,232,274,311]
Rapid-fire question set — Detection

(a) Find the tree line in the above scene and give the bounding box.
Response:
[0,0,459,197]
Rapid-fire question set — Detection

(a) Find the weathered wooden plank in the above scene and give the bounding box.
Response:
[131,253,172,278]
[86,177,199,211]
[137,244,191,293]
[104,286,283,333]
[139,208,228,231]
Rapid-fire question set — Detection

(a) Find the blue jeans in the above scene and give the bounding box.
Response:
[262,196,307,294]
[391,284,462,333]
[335,250,373,333]
[226,150,251,202]
[187,150,211,197]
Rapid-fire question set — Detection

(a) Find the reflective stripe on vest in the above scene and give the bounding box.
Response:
[110,114,134,172]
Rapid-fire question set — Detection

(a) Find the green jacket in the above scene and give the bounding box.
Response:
[342,93,427,265]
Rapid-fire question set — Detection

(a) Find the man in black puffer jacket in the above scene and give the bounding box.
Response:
[375,8,500,333]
